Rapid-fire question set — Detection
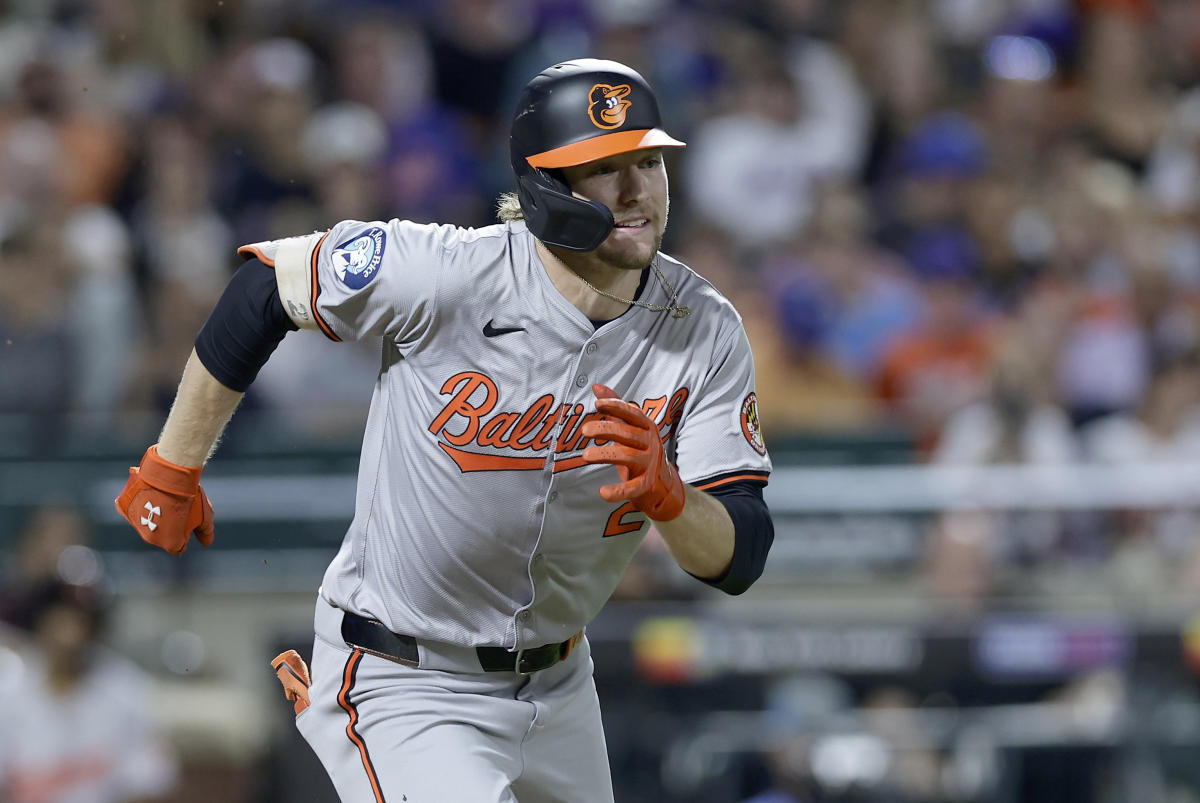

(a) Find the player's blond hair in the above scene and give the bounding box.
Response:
[496,192,524,222]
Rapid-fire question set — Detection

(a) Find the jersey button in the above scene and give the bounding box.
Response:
[518,611,530,621]
[532,553,544,564]
[585,343,598,355]
[548,491,559,503]
[575,373,587,388]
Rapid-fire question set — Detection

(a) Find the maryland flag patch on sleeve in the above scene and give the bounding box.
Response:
[740,393,766,455]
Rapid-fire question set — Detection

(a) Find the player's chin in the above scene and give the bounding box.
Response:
[599,231,659,270]
[597,245,655,272]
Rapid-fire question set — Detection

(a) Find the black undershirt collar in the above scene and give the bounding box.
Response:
[588,268,652,330]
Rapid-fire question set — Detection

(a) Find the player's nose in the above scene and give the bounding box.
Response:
[616,165,649,205]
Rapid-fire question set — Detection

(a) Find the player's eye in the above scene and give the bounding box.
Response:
[641,157,661,169]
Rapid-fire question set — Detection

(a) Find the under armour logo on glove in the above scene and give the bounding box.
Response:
[115,445,215,554]
[140,502,161,531]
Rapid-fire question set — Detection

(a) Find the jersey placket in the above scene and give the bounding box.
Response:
[513,331,610,649]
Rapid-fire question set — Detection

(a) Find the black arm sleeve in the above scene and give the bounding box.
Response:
[194,258,299,392]
[690,479,774,596]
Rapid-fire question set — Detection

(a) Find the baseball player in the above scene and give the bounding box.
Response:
[115,59,774,802]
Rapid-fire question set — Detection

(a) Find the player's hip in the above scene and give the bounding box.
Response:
[312,592,591,679]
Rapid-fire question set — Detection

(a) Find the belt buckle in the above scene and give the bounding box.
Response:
[514,645,534,676]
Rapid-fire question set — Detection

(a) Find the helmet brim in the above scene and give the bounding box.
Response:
[525,128,685,169]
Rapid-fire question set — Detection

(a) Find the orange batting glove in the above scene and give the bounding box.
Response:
[581,383,686,521]
[114,445,214,554]
[272,650,312,716]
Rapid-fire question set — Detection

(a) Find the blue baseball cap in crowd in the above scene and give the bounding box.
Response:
[900,112,985,178]
[904,227,980,283]
[776,278,834,349]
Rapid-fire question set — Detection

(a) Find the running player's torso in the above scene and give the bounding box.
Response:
[252,220,771,650]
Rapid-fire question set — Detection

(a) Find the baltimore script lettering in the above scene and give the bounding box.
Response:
[428,371,689,473]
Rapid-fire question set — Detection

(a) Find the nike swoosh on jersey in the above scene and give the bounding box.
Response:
[483,319,525,337]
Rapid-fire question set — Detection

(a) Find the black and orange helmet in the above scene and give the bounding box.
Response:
[510,59,685,251]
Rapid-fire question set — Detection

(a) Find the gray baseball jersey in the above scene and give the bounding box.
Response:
[240,219,771,652]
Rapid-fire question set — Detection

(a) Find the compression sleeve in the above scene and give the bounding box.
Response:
[690,478,774,595]
[194,258,299,392]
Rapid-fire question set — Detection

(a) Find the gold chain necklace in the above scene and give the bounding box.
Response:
[573,259,691,318]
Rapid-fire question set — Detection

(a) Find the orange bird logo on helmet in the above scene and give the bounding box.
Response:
[588,83,632,129]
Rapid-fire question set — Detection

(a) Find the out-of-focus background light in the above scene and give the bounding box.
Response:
[985,35,1058,82]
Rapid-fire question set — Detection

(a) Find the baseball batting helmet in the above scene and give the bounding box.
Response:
[510,59,686,251]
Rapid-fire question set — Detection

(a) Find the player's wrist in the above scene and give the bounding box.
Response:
[150,441,204,471]
[643,464,686,521]
[139,444,205,496]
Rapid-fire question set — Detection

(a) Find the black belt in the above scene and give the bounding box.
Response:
[340,611,582,675]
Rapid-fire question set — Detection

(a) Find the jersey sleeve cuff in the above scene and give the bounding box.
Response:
[276,231,325,332]
[691,470,770,491]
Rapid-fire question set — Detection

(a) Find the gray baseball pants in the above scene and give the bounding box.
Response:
[294,597,616,803]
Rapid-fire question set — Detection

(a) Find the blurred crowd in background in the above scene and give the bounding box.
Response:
[7,0,1200,801]
[5,0,1200,464]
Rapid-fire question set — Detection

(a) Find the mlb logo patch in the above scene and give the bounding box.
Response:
[333,227,386,289]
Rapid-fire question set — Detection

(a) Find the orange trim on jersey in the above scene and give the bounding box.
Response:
[338,650,387,803]
[552,454,587,473]
[309,231,340,342]
[695,473,769,491]
[439,442,545,472]
[236,244,275,267]
[525,128,685,169]
[437,442,589,473]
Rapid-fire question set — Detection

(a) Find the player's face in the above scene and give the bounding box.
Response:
[561,148,669,272]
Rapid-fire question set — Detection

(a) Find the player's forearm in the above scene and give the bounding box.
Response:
[155,256,298,467]
[653,485,735,580]
[156,349,245,466]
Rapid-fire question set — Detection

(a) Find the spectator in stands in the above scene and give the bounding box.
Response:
[874,111,987,254]
[0,53,129,210]
[62,205,139,433]
[1082,350,1200,597]
[877,227,995,453]
[0,505,89,632]
[300,102,390,225]
[685,30,869,250]
[1055,162,1160,425]
[243,102,395,439]
[932,316,1079,606]
[1084,349,1200,461]
[935,329,1078,465]
[212,37,319,244]
[0,580,179,803]
[782,182,924,383]
[0,217,76,454]
[1143,87,1200,217]
[131,115,232,307]
[1079,8,1171,175]
[854,5,950,187]
[331,15,487,226]
[750,276,881,435]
